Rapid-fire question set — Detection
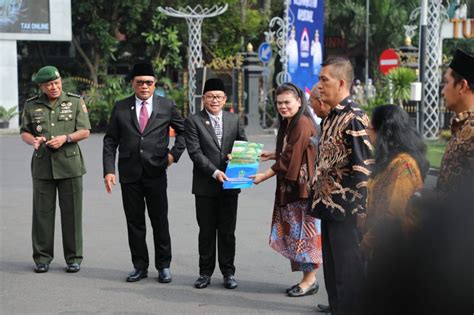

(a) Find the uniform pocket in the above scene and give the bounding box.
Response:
[31,114,47,135]
[64,145,79,157]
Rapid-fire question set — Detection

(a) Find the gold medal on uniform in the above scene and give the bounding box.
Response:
[36,125,43,133]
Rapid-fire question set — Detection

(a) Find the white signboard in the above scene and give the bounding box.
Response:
[0,0,71,41]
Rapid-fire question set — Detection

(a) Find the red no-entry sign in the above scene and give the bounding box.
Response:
[379,48,400,75]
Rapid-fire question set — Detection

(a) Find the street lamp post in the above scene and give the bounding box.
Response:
[158,5,228,115]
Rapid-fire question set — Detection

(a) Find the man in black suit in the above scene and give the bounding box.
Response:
[185,78,247,289]
[103,62,185,283]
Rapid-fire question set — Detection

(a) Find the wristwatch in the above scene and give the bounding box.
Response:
[66,134,72,143]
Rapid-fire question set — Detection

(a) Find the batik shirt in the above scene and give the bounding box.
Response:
[436,110,474,194]
[310,97,373,221]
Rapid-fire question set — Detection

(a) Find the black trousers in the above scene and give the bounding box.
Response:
[195,193,238,277]
[121,174,171,271]
[321,215,364,315]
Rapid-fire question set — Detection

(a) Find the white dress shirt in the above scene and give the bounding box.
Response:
[206,110,224,179]
[135,96,153,121]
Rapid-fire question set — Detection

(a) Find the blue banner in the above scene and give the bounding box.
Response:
[287,0,324,96]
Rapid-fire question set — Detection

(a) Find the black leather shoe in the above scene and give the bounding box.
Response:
[223,275,237,289]
[285,283,299,294]
[194,275,211,289]
[316,304,331,313]
[65,263,80,273]
[126,269,148,282]
[158,268,172,283]
[34,263,49,273]
[287,281,319,297]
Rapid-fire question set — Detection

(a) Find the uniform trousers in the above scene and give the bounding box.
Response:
[120,173,171,271]
[195,193,238,277]
[32,177,83,265]
[321,215,364,315]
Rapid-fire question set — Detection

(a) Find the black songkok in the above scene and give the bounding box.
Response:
[449,49,474,84]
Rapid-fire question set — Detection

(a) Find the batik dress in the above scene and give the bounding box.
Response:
[269,116,323,271]
[361,153,423,252]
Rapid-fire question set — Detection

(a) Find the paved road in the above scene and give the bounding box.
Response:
[1,133,328,314]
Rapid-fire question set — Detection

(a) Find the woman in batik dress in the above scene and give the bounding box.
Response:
[360,105,429,313]
[252,83,322,297]
[361,104,429,255]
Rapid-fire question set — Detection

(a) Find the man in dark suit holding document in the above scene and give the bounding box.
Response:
[185,78,247,289]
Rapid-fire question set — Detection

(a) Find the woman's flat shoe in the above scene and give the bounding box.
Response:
[287,281,319,297]
[285,283,299,293]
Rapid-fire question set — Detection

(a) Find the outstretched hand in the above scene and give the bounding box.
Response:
[260,150,276,162]
[249,173,266,185]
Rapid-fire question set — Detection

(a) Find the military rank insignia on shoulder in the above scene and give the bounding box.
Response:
[80,98,88,113]
[26,95,39,102]
[66,92,81,98]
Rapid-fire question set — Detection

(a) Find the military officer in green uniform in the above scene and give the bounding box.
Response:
[20,66,91,273]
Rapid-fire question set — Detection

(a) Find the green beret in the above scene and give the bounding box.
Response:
[33,66,61,84]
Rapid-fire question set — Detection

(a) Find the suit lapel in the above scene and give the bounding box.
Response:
[129,96,140,133]
[200,110,220,148]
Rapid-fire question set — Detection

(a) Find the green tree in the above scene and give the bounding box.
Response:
[71,0,151,85]
[84,76,132,130]
[326,0,418,78]
[141,11,183,76]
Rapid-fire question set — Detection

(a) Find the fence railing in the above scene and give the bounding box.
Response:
[403,102,454,133]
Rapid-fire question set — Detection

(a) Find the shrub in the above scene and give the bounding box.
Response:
[0,105,18,121]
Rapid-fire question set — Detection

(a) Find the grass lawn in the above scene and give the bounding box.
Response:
[426,140,447,169]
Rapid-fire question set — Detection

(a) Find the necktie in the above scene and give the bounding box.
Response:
[139,101,148,133]
[213,116,222,146]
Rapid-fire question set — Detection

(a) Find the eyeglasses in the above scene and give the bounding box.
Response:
[204,94,226,101]
[135,80,155,86]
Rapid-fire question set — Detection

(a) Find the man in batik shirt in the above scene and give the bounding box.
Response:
[401,49,474,314]
[437,49,474,194]
[310,57,373,315]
